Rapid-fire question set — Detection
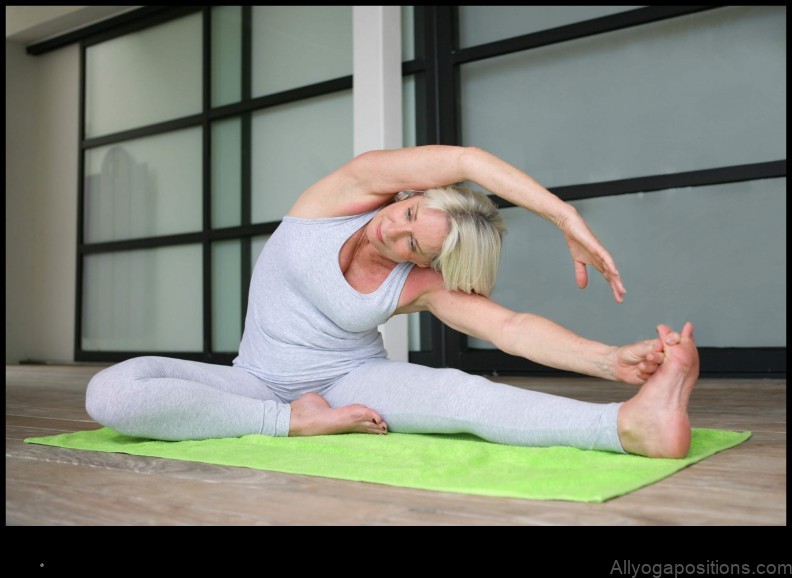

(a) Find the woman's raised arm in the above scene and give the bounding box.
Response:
[288,146,472,218]
[291,145,626,302]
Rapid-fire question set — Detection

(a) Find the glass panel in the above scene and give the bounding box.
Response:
[212,6,242,107]
[402,75,416,149]
[458,6,641,48]
[251,90,353,223]
[85,12,202,138]
[252,6,352,97]
[83,128,202,243]
[212,118,242,229]
[460,6,786,187]
[82,245,203,351]
[212,240,241,352]
[468,178,786,350]
[402,6,414,61]
[402,73,422,352]
[407,313,421,352]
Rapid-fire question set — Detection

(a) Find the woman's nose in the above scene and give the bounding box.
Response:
[389,218,408,237]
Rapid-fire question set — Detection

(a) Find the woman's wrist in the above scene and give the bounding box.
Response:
[551,201,580,232]
[601,345,622,382]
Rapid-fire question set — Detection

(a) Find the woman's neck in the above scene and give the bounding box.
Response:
[348,224,395,272]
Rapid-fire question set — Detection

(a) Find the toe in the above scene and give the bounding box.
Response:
[681,321,695,342]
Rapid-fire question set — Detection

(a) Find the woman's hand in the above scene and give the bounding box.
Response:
[612,326,681,385]
[558,208,627,304]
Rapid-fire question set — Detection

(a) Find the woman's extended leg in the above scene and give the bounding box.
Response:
[85,356,291,440]
[322,359,624,453]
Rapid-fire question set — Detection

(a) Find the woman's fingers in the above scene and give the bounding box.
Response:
[575,254,626,303]
[610,279,626,304]
[574,260,589,289]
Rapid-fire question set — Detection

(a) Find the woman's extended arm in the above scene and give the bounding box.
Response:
[406,278,662,385]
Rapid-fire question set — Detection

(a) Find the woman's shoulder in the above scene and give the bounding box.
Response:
[395,267,445,313]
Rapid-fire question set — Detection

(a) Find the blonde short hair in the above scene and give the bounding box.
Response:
[393,186,507,296]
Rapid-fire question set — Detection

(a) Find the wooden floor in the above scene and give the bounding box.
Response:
[6,364,786,526]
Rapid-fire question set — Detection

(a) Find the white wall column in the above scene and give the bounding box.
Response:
[353,6,407,361]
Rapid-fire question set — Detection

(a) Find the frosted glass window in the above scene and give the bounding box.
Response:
[82,245,203,351]
[403,74,422,352]
[252,6,352,97]
[212,241,241,351]
[251,90,353,223]
[407,312,422,353]
[212,6,242,107]
[460,6,786,187]
[402,75,416,149]
[458,6,641,48]
[85,12,202,138]
[83,128,202,243]
[468,178,786,350]
[212,118,242,229]
[402,6,414,61]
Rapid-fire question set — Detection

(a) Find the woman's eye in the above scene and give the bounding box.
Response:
[406,208,412,220]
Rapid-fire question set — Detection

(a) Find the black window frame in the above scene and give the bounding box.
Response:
[28,5,785,377]
[409,6,786,378]
[55,6,361,365]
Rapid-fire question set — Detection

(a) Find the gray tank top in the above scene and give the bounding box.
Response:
[234,210,414,389]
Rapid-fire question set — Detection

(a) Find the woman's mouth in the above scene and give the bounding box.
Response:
[376,222,384,243]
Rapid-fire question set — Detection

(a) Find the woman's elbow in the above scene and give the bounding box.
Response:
[493,311,522,356]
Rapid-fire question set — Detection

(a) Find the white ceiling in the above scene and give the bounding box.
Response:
[6,6,142,45]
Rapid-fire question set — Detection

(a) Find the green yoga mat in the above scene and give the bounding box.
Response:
[25,427,750,502]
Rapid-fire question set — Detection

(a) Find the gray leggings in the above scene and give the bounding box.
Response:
[85,356,625,453]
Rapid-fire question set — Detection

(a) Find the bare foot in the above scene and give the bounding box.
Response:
[288,392,388,437]
[617,322,699,458]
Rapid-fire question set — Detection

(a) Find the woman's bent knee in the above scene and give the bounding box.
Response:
[85,357,159,428]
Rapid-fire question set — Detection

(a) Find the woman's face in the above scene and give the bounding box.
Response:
[367,196,449,267]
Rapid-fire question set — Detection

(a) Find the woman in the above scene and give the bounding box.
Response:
[86,146,699,458]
